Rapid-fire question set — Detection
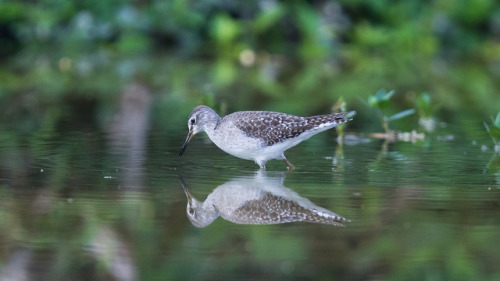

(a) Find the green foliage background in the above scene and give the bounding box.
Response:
[1,0,500,134]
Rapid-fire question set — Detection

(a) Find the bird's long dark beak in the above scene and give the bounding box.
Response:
[179,176,193,202]
[179,131,194,156]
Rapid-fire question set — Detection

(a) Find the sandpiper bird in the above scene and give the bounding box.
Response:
[179,105,354,170]
[181,172,349,227]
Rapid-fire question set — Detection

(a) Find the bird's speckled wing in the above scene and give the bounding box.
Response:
[227,111,351,146]
[228,193,348,226]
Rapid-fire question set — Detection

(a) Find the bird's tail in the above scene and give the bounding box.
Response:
[305,111,355,128]
[344,111,356,120]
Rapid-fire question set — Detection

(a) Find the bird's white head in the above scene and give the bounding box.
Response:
[179,105,220,156]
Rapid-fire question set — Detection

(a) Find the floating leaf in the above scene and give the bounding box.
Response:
[387,108,415,122]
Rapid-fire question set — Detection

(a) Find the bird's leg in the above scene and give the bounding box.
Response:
[256,160,266,170]
[282,157,295,170]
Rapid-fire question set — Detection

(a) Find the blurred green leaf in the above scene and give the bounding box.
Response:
[117,32,151,54]
[367,95,378,107]
[333,96,346,113]
[485,120,500,139]
[484,121,490,132]
[381,89,395,100]
[492,128,500,139]
[213,59,236,86]
[378,89,394,101]
[493,112,500,128]
[368,89,395,110]
[254,3,284,32]
[0,2,25,21]
[211,13,240,44]
[489,127,500,139]
[387,108,416,122]
[416,92,432,118]
[295,3,330,59]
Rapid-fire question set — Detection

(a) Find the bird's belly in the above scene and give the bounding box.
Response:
[210,131,263,160]
[207,125,318,161]
[222,146,260,160]
[257,138,303,159]
[229,138,304,162]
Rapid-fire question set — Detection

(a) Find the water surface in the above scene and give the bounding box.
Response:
[0,120,499,280]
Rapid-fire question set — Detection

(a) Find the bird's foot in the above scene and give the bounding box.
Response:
[283,159,295,170]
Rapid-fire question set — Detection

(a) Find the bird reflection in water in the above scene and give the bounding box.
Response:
[181,172,349,227]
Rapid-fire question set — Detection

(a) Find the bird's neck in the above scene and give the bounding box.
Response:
[204,115,221,138]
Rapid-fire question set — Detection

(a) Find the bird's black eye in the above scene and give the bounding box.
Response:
[190,118,196,124]
[188,208,195,215]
